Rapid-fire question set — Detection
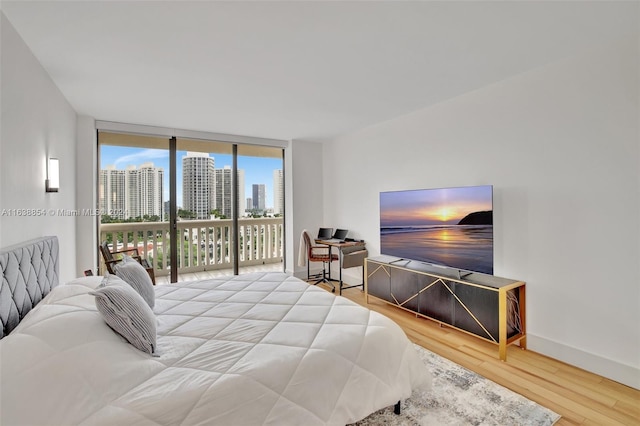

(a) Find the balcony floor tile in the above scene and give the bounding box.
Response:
[156,263,284,285]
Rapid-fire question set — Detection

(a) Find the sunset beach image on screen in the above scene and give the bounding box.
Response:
[380,185,493,275]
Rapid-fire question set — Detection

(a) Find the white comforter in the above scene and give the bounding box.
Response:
[1,272,431,425]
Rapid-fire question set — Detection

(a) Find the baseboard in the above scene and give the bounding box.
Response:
[527,334,639,390]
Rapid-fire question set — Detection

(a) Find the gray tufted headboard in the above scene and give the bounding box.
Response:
[0,236,59,339]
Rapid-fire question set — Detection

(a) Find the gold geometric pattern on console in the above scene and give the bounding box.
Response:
[369,263,390,277]
[391,278,497,343]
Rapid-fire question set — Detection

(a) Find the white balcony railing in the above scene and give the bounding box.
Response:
[100,217,284,276]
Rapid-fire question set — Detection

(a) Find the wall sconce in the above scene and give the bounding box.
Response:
[45,158,59,193]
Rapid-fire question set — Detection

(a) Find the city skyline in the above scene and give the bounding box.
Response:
[100,146,282,211]
[100,163,164,220]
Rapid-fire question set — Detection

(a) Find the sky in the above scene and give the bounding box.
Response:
[100,146,283,209]
[380,185,493,226]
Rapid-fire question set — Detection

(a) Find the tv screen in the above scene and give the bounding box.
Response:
[380,185,493,275]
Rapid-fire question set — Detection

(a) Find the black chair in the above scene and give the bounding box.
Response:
[302,231,338,292]
[99,241,156,285]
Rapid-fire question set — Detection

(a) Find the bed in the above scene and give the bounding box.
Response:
[0,237,431,425]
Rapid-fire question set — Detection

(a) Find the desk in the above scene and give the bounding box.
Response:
[315,239,367,295]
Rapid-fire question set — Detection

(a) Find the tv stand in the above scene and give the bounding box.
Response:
[457,270,473,279]
[365,255,526,361]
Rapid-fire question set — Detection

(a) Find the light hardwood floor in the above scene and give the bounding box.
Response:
[166,270,639,425]
[325,283,639,426]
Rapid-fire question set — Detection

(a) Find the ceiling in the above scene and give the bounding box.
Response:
[2,1,637,142]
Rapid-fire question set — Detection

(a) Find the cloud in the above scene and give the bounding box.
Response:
[115,149,168,166]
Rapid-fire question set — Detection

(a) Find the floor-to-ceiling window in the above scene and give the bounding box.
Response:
[98,128,285,281]
[98,132,173,278]
[174,139,234,277]
[237,144,285,275]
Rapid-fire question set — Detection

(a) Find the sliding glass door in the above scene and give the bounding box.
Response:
[98,133,172,280]
[175,139,236,276]
[237,144,284,275]
[174,139,284,277]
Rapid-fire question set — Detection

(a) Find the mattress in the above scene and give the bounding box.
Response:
[0,272,431,425]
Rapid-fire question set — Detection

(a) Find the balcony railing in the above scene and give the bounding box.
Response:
[99,217,284,276]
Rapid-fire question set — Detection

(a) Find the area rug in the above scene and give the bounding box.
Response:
[353,344,561,425]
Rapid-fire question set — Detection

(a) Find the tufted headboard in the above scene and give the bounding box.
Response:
[0,236,59,339]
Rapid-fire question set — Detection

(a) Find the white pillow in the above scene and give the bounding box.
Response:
[91,276,157,354]
[113,254,155,308]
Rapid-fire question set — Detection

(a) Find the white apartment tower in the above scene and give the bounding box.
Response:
[213,166,245,218]
[100,163,164,220]
[137,163,164,219]
[183,152,214,219]
[125,165,139,219]
[99,166,126,219]
[237,170,245,217]
[273,169,283,215]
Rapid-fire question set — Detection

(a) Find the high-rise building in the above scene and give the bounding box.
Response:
[99,166,126,219]
[138,163,164,219]
[237,169,245,217]
[125,165,139,219]
[213,167,245,218]
[252,184,266,211]
[273,169,283,215]
[182,152,214,219]
[214,167,232,218]
[99,163,164,220]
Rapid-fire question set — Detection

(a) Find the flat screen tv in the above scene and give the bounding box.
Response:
[380,185,493,275]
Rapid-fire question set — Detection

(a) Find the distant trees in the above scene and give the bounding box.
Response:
[247,209,269,218]
[101,214,162,223]
[178,209,197,219]
[209,209,227,219]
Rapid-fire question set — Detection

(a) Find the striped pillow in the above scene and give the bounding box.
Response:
[91,277,156,354]
[113,254,155,308]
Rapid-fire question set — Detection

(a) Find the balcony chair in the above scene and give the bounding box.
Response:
[302,230,338,292]
[99,241,156,285]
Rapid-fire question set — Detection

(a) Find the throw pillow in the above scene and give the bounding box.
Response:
[113,254,155,308]
[90,279,157,354]
[99,272,127,288]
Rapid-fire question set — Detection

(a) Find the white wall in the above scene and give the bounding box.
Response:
[286,139,326,278]
[0,13,78,283]
[323,37,639,388]
[75,116,97,276]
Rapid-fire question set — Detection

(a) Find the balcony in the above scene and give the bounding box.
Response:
[100,217,284,280]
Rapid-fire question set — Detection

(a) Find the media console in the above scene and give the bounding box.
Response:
[365,255,526,361]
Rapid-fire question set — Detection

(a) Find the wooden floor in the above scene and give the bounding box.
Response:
[318,283,640,426]
[168,270,639,425]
